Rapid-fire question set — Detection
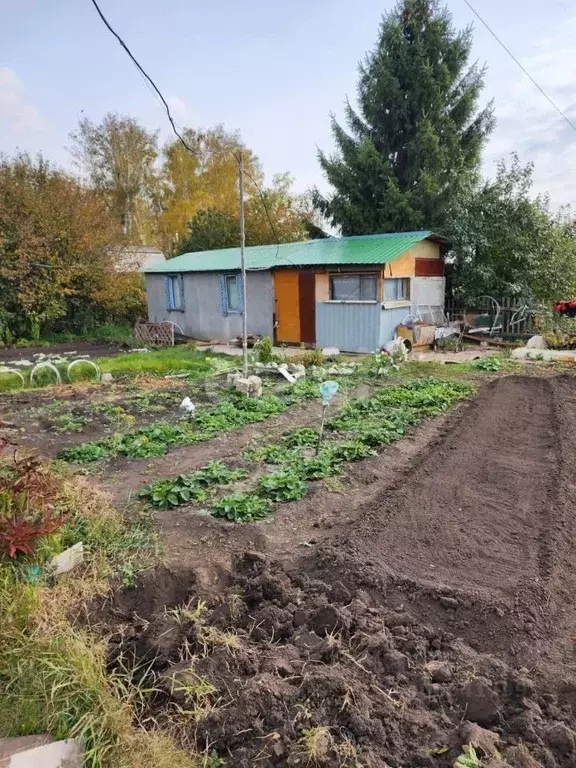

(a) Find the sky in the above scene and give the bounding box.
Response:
[1,0,576,210]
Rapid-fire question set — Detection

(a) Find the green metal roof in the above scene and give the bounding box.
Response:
[142,231,443,274]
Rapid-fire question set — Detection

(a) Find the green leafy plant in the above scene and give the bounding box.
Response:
[290,348,326,367]
[258,469,308,502]
[58,442,111,463]
[300,452,342,480]
[50,413,92,434]
[283,427,319,447]
[328,440,376,462]
[140,461,246,509]
[254,335,275,363]
[453,744,479,768]
[211,494,271,522]
[139,477,207,508]
[471,356,503,371]
[243,444,299,465]
[193,460,247,486]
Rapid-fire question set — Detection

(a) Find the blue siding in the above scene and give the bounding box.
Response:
[380,307,410,347]
[316,303,381,353]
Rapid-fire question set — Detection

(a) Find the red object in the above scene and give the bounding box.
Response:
[0,514,66,558]
[415,258,444,277]
[554,299,576,316]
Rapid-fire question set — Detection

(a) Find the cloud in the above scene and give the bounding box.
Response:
[483,18,576,209]
[0,67,42,134]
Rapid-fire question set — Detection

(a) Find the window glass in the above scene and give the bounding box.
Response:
[331,274,378,301]
[384,278,409,301]
[360,275,377,301]
[167,275,184,310]
[226,275,239,311]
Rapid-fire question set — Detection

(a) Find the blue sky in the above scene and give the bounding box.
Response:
[2,0,576,208]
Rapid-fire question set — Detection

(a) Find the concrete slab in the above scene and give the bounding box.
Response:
[411,348,497,364]
[0,738,82,768]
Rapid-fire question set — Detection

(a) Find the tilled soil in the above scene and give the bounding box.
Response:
[91,374,576,767]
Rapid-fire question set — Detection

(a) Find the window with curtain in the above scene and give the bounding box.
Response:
[220,274,243,314]
[330,273,378,301]
[384,278,410,301]
[166,275,184,311]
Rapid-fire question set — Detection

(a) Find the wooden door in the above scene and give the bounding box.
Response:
[298,271,316,344]
[274,270,300,343]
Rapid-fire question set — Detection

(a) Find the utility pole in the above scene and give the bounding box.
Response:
[238,150,248,378]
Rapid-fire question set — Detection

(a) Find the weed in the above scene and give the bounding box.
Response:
[258,469,308,502]
[211,494,271,522]
[290,348,326,367]
[51,412,92,433]
[297,726,334,764]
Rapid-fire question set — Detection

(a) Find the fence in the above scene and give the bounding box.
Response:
[444,297,537,337]
[134,320,175,346]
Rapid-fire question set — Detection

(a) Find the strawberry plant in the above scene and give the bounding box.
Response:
[258,469,308,502]
[328,440,376,462]
[193,461,247,486]
[243,444,299,465]
[58,442,112,463]
[283,428,319,448]
[300,452,342,480]
[211,494,271,522]
[139,477,207,508]
[139,461,246,509]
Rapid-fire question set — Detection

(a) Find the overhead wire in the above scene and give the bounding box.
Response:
[88,0,299,273]
[461,0,576,134]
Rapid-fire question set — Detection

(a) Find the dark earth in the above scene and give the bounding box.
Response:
[88,374,576,767]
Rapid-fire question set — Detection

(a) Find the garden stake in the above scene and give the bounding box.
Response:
[316,381,339,455]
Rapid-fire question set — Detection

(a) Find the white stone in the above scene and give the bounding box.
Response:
[247,375,263,398]
[50,543,84,577]
[526,335,547,349]
[337,368,354,375]
[322,347,340,359]
[234,376,251,395]
[327,367,339,375]
[227,372,242,386]
[101,372,113,383]
[278,363,288,370]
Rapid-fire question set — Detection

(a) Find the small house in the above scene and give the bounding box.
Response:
[142,231,447,353]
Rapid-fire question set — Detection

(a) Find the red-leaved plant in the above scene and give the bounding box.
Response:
[0,454,66,558]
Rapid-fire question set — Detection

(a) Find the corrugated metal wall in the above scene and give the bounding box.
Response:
[380,306,410,347]
[316,303,381,353]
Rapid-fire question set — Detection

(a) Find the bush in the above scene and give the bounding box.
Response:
[290,348,326,367]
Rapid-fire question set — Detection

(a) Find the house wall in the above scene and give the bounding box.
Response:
[380,306,412,347]
[145,271,274,340]
[316,302,381,353]
[411,277,446,309]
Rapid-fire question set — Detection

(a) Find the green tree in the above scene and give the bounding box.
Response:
[447,154,576,303]
[69,113,159,239]
[314,0,494,235]
[177,174,315,254]
[0,153,142,341]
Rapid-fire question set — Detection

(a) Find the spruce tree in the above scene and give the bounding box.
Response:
[314,0,494,235]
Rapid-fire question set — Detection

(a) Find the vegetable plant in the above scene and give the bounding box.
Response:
[300,452,342,480]
[211,494,271,522]
[283,427,319,448]
[258,469,308,502]
[140,461,247,509]
[327,440,376,462]
[243,444,299,465]
[472,356,503,371]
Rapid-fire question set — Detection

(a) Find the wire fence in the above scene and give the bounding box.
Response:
[444,297,538,337]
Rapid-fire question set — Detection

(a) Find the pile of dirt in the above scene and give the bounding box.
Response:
[97,554,576,768]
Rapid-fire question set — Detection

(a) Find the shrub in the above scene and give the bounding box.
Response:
[211,494,271,522]
[258,469,308,502]
[254,336,275,363]
[290,348,325,367]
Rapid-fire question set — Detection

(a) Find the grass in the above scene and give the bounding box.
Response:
[1,323,136,348]
[0,460,208,768]
[96,346,227,379]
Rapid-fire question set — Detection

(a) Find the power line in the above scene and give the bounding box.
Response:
[461,0,576,133]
